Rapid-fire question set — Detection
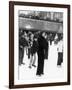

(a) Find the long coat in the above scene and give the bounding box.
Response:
[36,35,47,75]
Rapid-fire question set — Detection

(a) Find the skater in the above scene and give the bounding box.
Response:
[19,33,28,65]
[29,35,38,68]
[36,32,47,76]
[57,36,63,67]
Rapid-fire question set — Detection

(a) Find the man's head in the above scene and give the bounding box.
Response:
[42,32,47,39]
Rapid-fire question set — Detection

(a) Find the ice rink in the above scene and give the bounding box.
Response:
[18,42,67,84]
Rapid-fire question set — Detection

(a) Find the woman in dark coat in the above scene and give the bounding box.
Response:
[29,36,38,68]
[36,32,47,76]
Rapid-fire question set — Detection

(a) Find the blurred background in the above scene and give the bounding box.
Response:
[19,11,63,33]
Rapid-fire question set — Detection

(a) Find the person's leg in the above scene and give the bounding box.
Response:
[21,48,25,65]
[57,52,59,65]
[50,40,51,45]
[45,49,48,59]
[61,53,63,63]
[41,53,44,74]
[60,53,62,64]
[36,51,41,75]
[47,47,49,59]
[44,50,46,59]
[37,51,43,75]
[29,54,33,68]
[19,48,22,65]
[60,53,63,65]
[28,48,30,59]
[26,46,28,55]
[57,52,61,66]
[32,53,36,67]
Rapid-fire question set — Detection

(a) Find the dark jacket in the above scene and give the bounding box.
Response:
[31,40,39,55]
[38,35,47,51]
[19,37,28,48]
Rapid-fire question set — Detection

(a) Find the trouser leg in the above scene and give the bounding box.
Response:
[29,55,33,68]
[21,48,24,64]
[26,47,28,55]
[41,54,44,74]
[28,48,31,59]
[60,53,63,63]
[32,53,36,65]
[57,52,62,65]
[36,51,41,75]
[19,47,24,65]
[44,49,48,59]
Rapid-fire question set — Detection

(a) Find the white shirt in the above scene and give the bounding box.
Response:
[57,40,63,52]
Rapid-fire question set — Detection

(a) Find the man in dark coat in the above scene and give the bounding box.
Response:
[44,33,49,59]
[36,32,47,76]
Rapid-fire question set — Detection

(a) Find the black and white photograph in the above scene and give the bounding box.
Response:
[18,10,64,80]
[9,1,70,88]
